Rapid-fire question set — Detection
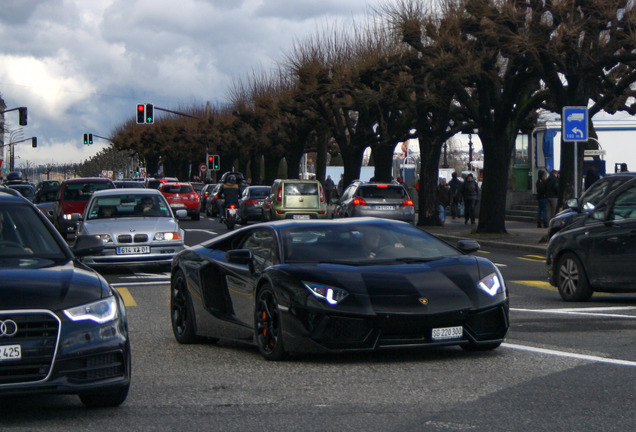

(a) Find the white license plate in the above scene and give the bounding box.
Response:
[375,205,395,211]
[0,344,21,361]
[431,326,463,341]
[227,209,237,215]
[117,246,151,255]
[292,214,310,220]
[172,203,185,208]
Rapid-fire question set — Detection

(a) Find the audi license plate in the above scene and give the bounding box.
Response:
[117,246,151,255]
[0,344,21,361]
[375,205,395,211]
[431,326,463,341]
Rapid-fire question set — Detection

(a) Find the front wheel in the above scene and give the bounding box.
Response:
[255,286,288,361]
[557,252,593,301]
[171,270,201,344]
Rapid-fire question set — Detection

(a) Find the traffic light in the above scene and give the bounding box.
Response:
[207,154,214,169]
[83,133,89,145]
[32,137,37,148]
[88,133,93,144]
[136,104,145,124]
[18,107,27,126]
[136,166,140,176]
[145,104,154,124]
[213,155,220,170]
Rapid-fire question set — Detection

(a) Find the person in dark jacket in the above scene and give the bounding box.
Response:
[437,178,452,225]
[218,175,240,219]
[461,174,479,225]
[545,170,560,219]
[584,168,599,191]
[536,170,548,228]
[448,172,463,220]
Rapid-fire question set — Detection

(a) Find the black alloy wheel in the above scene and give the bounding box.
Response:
[170,270,201,344]
[255,285,288,361]
[557,252,593,301]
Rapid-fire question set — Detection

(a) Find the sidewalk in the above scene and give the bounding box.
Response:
[423,217,548,254]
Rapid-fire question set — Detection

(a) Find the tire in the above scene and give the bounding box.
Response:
[255,285,288,361]
[170,270,201,344]
[79,383,129,408]
[557,252,593,301]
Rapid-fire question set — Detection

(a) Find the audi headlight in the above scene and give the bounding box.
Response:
[303,282,349,305]
[64,296,118,324]
[477,272,505,297]
[154,232,182,241]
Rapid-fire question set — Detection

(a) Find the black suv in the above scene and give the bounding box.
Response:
[548,172,636,238]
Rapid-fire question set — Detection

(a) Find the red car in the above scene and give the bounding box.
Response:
[159,183,200,220]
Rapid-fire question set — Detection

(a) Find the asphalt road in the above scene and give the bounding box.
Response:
[2,217,635,431]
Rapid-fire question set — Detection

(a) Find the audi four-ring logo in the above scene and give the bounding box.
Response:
[0,319,18,337]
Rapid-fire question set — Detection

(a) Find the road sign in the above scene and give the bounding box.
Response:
[584,150,606,156]
[199,163,208,173]
[562,106,588,142]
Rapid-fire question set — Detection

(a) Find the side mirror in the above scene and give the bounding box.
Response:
[72,235,104,257]
[565,198,578,210]
[457,239,480,254]
[226,249,253,265]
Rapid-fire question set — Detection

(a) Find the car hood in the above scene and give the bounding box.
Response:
[0,258,109,310]
[277,256,501,314]
[81,217,180,235]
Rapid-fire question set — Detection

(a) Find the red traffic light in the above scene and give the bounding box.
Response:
[208,155,214,163]
[136,104,145,124]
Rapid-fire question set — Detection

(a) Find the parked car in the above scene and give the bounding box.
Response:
[159,182,200,220]
[261,179,328,221]
[52,177,116,239]
[199,183,216,211]
[238,185,270,223]
[76,188,186,269]
[333,180,415,223]
[0,189,131,407]
[169,218,508,360]
[546,178,636,301]
[548,172,636,238]
[205,183,224,217]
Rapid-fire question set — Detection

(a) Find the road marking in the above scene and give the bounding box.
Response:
[511,306,636,319]
[518,256,544,263]
[503,343,636,367]
[116,287,137,307]
[513,280,554,291]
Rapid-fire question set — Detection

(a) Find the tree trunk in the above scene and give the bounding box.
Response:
[416,134,444,226]
[371,143,395,182]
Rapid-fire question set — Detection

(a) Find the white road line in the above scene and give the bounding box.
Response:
[510,306,636,319]
[503,343,636,367]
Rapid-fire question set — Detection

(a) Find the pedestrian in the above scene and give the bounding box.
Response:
[448,172,463,220]
[461,173,479,225]
[545,169,559,219]
[337,174,344,198]
[396,176,408,193]
[536,170,548,228]
[437,178,452,225]
[324,175,335,203]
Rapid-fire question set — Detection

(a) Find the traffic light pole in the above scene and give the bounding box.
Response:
[1,136,37,171]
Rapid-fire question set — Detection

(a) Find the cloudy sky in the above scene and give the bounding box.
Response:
[1,0,376,169]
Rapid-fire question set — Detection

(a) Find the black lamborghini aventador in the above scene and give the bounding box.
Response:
[170,217,509,360]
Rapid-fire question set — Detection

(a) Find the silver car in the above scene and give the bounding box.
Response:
[77,188,186,268]
[333,181,415,223]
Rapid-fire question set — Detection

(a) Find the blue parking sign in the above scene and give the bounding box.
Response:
[562,106,588,142]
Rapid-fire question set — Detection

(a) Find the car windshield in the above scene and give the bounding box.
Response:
[281,223,459,264]
[161,185,194,194]
[0,204,66,259]
[284,183,318,196]
[249,187,270,198]
[86,194,172,219]
[64,181,114,201]
[358,185,407,199]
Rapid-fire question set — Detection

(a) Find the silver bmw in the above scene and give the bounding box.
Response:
[77,188,186,269]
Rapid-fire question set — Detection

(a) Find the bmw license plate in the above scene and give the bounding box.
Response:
[0,344,21,361]
[375,205,395,211]
[117,246,151,255]
[431,326,463,341]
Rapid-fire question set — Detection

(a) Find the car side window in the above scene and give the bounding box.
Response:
[610,186,636,220]
[241,229,277,272]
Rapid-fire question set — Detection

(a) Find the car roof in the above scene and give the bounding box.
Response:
[0,187,24,199]
[91,188,161,197]
[62,177,114,184]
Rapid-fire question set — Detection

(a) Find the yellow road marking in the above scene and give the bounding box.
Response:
[518,257,545,263]
[512,280,555,291]
[116,287,137,307]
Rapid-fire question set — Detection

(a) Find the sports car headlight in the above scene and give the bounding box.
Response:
[303,282,349,305]
[477,272,504,297]
[154,232,182,241]
[64,296,118,324]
